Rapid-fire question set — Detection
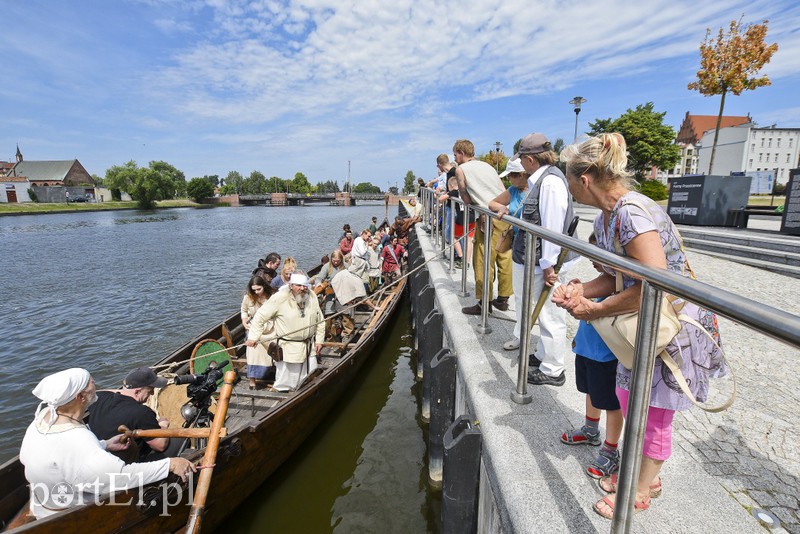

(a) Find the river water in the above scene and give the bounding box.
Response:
[0,205,439,533]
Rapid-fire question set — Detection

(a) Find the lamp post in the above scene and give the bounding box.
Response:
[569,96,587,142]
[494,141,502,173]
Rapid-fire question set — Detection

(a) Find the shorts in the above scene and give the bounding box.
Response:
[616,387,675,461]
[454,222,475,239]
[574,355,620,411]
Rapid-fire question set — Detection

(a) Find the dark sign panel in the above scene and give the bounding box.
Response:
[780,169,800,236]
[667,175,751,226]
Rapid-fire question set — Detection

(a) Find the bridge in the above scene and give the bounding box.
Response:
[205,192,405,207]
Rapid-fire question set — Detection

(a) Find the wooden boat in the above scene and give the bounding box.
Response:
[0,266,407,533]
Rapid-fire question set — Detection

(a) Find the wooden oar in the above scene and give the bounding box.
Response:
[384,193,389,223]
[117,425,228,444]
[184,370,236,534]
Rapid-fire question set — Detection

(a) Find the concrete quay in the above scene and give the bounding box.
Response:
[414,211,800,533]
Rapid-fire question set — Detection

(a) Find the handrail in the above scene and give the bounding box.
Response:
[418,185,800,533]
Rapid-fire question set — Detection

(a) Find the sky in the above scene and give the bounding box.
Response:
[2,0,799,191]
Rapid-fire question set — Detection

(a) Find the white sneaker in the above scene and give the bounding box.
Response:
[503,338,520,351]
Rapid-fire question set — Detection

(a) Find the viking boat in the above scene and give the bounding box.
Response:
[0,262,407,533]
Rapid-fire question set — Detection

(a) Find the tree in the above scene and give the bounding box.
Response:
[588,103,681,181]
[688,19,778,174]
[352,181,382,193]
[225,171,245,194]
[104,160,140,194]
[402,171,417,194]
[245,171,267,194]
[315,180,340,193]
[292,172,312,194]
[266,176,286,193]
[199,174,219,187]
[480,151,508,174]
[187,177,215,202]
[149,160,186,198]
[388,186,399,195]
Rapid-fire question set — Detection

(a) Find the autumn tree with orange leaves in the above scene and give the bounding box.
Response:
[688,19,778,175]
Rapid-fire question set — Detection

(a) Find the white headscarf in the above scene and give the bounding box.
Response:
[32,368,90,427]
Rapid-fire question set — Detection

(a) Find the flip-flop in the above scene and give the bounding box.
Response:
[598,474,662,498]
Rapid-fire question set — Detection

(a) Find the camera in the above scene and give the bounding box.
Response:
[175,360,229,425]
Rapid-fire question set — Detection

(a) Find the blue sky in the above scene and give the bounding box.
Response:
[2,0,799,191]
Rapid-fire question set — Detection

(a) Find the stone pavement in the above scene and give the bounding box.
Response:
[417,210,799,533]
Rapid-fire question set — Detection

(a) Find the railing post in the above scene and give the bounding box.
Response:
[511,231,535,404]
[448,197,456,273]
[458,203,470,298]
[612,280,663,533]
[476,213,493,334]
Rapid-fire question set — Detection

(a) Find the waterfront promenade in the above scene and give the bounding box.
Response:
[416,209,799,532]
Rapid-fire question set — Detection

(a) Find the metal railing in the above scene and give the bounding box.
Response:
[418,186,800,533]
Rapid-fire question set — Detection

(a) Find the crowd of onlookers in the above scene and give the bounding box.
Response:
[421,133,729,520]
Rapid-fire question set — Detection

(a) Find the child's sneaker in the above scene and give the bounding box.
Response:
[560,425,601,446]
[587,448,620,479]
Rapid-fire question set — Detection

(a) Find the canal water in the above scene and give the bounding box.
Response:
[0,205,440,533]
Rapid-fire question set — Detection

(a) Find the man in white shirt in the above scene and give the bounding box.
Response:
[514,133,579,386]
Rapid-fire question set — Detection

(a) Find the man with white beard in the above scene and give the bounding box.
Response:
[246,272,325,392]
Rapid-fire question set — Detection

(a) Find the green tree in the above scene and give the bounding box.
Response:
[402,170,417,194]
[149,160,186,198]
[266,176,287,193]
[245,171,268,194]
[352,181,382,193]
[292,172,312,194]
[225,171,245,194]
[219,183,236,195]
[199,174,219,187]
[588,103,680,181]
[104,160,140,194]
[688,19,778,174]
[315,180,340,193]
[187,177,215,202]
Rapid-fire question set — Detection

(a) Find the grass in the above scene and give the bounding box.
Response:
[0,198,202,215]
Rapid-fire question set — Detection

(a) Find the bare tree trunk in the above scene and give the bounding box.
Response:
[708,88,727,175]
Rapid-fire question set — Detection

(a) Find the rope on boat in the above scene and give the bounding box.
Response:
[151,234,458,373]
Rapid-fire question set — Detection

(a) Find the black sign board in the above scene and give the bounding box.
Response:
[780,169,800,236]
[667,175,751,226]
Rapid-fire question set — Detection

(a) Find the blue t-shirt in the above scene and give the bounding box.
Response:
[573,299,615,362]
[508,186,525,235]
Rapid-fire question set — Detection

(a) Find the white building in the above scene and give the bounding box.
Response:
[697,125,800,185]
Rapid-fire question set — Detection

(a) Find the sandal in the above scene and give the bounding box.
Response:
[593,494,650,520]
[598,474,662,498]
[586,448,620,479]
[560,425,601,446]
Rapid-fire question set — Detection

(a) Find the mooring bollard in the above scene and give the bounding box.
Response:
[428,348,456,489]
[442,415,482,534]
[419,308,443,423]
[414,283,435,374]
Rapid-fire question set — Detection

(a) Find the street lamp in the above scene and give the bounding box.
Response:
[569,96,587,142]
[494,141,502,173]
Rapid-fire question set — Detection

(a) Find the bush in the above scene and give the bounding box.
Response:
[27,188,38,202]
[637,180,668,201]
[187,177,215,203]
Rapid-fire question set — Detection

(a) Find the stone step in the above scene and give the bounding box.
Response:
[686,248,800,279]
[677,227,800,254]
[681,237,800,267]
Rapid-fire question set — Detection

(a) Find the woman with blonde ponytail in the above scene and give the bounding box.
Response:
[552,133,728,519]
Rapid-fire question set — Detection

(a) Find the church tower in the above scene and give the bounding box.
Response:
[15,144,23,163]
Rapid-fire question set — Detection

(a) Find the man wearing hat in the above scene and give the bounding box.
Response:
[87,367,172,462]
[246,271,325,392]
[453,138,513,315]
[513,133,579,386]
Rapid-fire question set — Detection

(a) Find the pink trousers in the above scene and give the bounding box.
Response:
[616,387,675,461]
